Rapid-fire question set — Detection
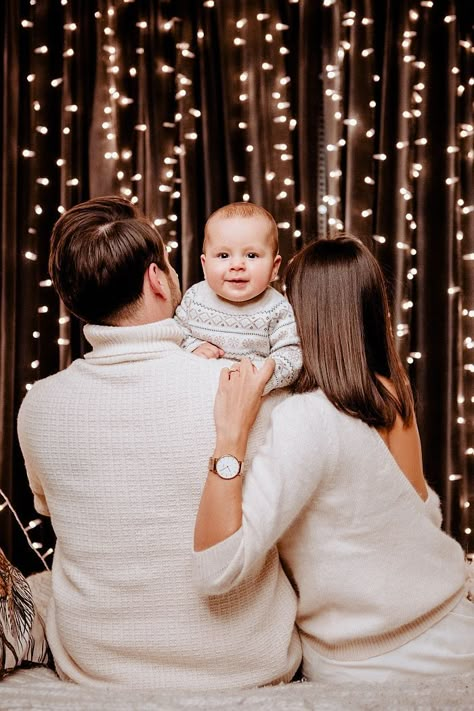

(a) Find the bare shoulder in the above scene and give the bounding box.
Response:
[376,376,427,499]
[376,374,409,431]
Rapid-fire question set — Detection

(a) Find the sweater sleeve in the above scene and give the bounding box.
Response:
[192,395,338,594]
[263,300,302,394]
[173,286,206,352]
[17,392,50,517]
[424,486,443,529]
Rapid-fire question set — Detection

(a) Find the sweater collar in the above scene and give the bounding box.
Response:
[83,318,184,363]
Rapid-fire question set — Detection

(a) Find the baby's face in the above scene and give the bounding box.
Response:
[201,216,281,303]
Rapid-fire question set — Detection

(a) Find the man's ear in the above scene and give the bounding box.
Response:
[147,263,167,299]
[200,254,207,277]
[271,254,282,282]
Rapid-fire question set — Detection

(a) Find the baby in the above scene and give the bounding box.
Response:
[174,202,302,393]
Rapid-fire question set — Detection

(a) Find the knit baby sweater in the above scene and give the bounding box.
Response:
[193,390,467,676]
[17,320,300,690]
[174,280,302,392]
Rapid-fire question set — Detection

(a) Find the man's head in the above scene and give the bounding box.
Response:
[49,196,181,324]
[201,202,281,303]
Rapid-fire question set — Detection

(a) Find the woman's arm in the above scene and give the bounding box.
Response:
[194,358,275,552]
[193,368,338,596]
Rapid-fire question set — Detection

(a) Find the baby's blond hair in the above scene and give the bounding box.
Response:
[203,202,279,255]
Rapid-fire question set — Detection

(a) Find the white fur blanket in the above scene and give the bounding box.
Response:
[1,665,473,710]
[0,572,471,710]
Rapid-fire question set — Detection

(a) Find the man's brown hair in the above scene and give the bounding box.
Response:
[49,196,169,324]
[203,202,279,255]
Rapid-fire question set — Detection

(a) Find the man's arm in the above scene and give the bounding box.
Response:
[17,392,50,517]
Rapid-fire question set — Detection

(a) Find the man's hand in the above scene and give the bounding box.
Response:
[193,343,225,359]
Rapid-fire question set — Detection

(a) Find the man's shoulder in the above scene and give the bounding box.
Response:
[174,350,233,382]
[17,365,82,431]
[30,361,80,388]
[246,388,290,453]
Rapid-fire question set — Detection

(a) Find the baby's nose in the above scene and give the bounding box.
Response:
[230,256,245,269]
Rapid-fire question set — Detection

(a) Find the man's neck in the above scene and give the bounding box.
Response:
[107,302,171,328]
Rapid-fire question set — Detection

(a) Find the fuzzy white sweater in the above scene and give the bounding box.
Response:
[17,319,300,690]
[193,390,467,674]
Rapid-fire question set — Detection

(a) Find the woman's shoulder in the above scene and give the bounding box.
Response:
[271,389,374,454]
[271,388,339,428]
[268,390,342,469]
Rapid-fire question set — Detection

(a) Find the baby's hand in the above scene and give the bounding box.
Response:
[193,343,225,359]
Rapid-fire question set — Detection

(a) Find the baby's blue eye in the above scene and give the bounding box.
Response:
[247,253,258,259]
[217,253,229,258]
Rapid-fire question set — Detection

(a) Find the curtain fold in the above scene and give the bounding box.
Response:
[1,0,20,557]
[1,0,472,573]
[414,0,468,538]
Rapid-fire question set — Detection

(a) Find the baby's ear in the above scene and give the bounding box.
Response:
[271,254,282,281]
[200,253,207,276]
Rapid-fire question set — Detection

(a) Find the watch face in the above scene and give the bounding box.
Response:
[216,455,241,479]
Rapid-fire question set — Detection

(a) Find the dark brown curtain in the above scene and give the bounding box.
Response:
[1,0,473,573]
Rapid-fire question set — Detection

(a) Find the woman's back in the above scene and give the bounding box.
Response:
[193,235,473,682]
[275,390,466,669]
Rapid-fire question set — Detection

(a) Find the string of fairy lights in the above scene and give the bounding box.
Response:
[0,490,51,570]
[2,0,472,559]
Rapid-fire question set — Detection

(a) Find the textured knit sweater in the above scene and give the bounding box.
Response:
[174,280,302,392]
[193,390,467,675]
[17,320,300,690]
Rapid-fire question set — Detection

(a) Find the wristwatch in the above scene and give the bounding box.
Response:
[208,455,243,480]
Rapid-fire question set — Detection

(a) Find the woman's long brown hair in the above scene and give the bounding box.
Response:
[285,237,414,429]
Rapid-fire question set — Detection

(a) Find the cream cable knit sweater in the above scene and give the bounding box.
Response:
[17,319,300,690]
[193,390,467,673]
[174,281,302,393]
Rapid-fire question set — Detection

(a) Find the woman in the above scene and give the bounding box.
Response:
[193,236,473,682]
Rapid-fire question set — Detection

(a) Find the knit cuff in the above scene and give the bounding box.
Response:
[192,528,244,595]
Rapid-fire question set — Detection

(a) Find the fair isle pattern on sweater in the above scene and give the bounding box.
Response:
[174,281,302,393]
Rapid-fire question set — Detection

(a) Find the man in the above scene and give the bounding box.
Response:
[17,197,300,689]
